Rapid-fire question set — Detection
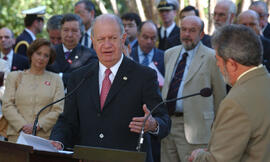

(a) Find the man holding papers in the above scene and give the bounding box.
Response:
[50,14,171,162]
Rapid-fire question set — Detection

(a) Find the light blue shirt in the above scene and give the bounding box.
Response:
[130,39,137,48]
[138,46,154,65]
[174,44,200,112]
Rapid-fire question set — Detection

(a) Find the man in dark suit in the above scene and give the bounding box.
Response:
[249,1,270,39]
[50,14,171,162]
[237,10,270,72]
[14,6,45,56]
[74,0,96,49]
[0,27,29,71]
[131,21,164,76]
[130,20,165,162]
[157,0,181,51]
[47,14,97,87]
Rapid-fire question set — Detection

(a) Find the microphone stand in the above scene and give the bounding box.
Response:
[136,92,201,152]
[32,76,88,136]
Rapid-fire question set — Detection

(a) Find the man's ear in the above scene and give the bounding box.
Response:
[200,31,205,40]
[227,58,238,72]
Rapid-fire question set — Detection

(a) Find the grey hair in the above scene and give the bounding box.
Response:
[47,15,63,31]
[91,14,125,38]
[217,0,237,14]
[250,1,268,13]
[211,24,262,66]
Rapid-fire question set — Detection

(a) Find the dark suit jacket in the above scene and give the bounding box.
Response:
[263,23,270,40]
[260,36,270,72]
[158,25,181,51]
[47,44,97,87]
[201,34,212,48]
[14,30,33,57]
[50,57,171,162]
[11,53,29,71]
[130,47,165,76]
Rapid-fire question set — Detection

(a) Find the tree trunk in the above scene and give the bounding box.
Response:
[135,0,147,21]
[197,0,208,34]
[94,0,108,14]
[124,0,137,13]
[208,0,217,34]
[110,0,119,15]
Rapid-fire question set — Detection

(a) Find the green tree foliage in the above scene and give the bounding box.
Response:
[0,0,129,39]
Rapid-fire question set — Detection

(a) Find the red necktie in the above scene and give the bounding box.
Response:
[100,69,112,110]
[3,56,8,60]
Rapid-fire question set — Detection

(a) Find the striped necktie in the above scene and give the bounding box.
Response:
[166,52,188,116]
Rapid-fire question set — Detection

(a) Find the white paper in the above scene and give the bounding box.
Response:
[148,62,164,86]
[17,132,66,153]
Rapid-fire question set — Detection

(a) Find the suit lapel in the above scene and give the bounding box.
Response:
[84,62,101,111]
[131,47,139,62]
[167,47,182,84]
[103,57,131,109]
[184,43,204,85]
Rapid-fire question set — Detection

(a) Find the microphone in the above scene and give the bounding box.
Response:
[32,71,91,136]
[136,88,212,152]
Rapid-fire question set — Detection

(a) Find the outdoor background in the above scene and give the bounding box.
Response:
[1,0,270,38]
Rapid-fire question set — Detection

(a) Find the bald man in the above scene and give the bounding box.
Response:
[0,27,29,71]
[50,14,171,162]
[161,16,226,162]
[213,0,236,30]
[237,10,270,72]
[130,21,165,76]
[249,1,270,39]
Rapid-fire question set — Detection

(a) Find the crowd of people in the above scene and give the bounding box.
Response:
[0,0,270,162]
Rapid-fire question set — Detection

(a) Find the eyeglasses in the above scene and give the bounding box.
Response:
[212,12,227,18]
[258,13,269,18]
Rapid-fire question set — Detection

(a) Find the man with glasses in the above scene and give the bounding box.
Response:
[249,1,270,39]
[213,0,236,31]
[121,13,142,48]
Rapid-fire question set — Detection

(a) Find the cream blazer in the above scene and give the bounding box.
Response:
[2,70,64,141]
[162,42,226,144]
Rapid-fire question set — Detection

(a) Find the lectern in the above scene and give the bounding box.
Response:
[73,145,146,162]
[0,140,78,162]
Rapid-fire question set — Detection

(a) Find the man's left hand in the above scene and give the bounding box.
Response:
[129,104,158,133]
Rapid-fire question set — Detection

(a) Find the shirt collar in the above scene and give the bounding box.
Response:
[138,46,154,57]
[25,28,36,40]
[99,54,124,78]
[237,64,263,82]
[161,22,176,38]
[1,50,13,59]
[62,44,73,53]
[85,28,91,36]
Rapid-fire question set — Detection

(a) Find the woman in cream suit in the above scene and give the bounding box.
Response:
[2,38,64,142]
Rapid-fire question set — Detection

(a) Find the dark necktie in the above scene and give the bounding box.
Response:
[84,33,88,47]
[166,52,188,116]
[3,56,8,60]
[64,51,71,60]
[142,53,149,66]
[100,69,112,110]
[163,29,167,39]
